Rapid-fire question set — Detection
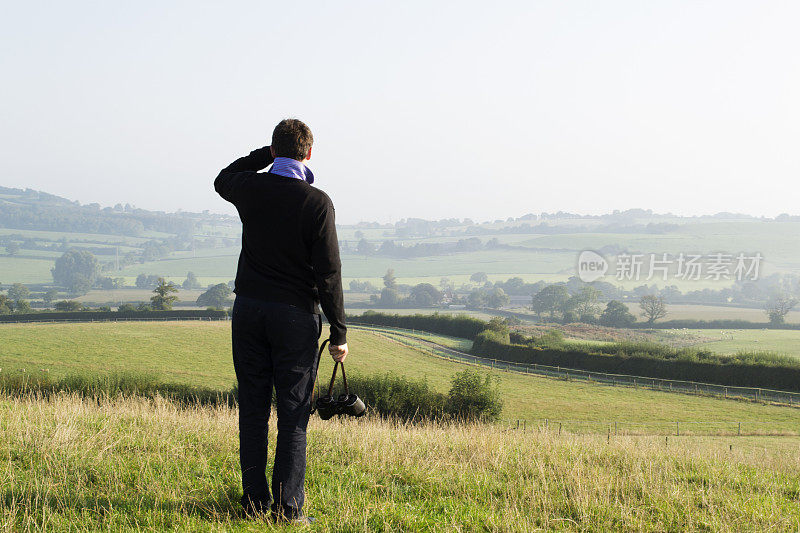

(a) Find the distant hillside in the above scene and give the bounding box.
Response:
[0,186,237,237]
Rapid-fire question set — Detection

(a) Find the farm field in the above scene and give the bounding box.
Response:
[2,394,798,531]
[73,288,207,307]
[624,302,800,323]
[0,256,58,284]
[1,321,799,434]
[656,328,800,360]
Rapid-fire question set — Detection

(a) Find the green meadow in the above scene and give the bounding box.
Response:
[1,321,798,434]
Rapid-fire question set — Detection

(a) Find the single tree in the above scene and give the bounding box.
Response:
[564,286,601,322]
[182,271,202,290]
[0,295,12,314]
[196,283,232,309]
[356,238,376,255]
[599,300,636,328]
[467,288,489,309]
[150,278,179,310]
[379,287,401,307]
[764,294,798,325]
[486,287,509,309]
[51,249,99,295]
[639,294,668,324]
[530,284,569,319]
[14,299,31,314]
[42,288,58,306]
[383,268,397,289]
[7,283,30,301]
[408,283,442,307]
[470,272,488,284]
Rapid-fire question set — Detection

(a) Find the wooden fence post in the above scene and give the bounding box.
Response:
[676,421,679,436]
[738,422,741,436]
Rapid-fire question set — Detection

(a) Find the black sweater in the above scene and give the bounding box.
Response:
[214,147,346,345]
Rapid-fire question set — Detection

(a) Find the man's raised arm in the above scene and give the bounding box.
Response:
[214,146,274,203]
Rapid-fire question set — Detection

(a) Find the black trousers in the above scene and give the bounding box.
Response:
[231,295,321,518]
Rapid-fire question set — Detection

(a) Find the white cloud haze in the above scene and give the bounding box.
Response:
[1,1,799,223]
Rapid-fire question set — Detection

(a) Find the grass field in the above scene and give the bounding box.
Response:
[2,321,799,435]
[2,393,799,531]
[74,288,207,306]
[656,328,800,360]
[0,256,59,284]
[625,303,800,323]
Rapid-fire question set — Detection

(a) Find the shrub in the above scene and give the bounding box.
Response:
[530,329,565,349]
[349,311,490,339]
[0,371,234,407]
[445,369,503,422]
[54,300,84,312]
[345,373,446,420]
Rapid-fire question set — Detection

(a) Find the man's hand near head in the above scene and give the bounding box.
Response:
[329,343,348,363]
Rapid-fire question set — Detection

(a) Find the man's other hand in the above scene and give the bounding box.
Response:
[329,343,348,362]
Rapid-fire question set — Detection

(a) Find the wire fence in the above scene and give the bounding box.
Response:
[497,418,798,437]
[350,323,800,408]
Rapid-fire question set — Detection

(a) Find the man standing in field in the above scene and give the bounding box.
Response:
[214,119,348,524]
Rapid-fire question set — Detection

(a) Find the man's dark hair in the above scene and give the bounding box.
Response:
[271,119,314,161]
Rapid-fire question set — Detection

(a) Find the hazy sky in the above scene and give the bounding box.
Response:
[2,1,799,223]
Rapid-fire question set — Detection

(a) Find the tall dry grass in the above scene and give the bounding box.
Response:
[0,392,798,531]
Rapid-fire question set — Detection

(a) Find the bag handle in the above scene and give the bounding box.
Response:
[326,360,350,397]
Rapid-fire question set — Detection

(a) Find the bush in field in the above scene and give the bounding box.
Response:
[485,317,511,343]
[600,300,636,327]
[445,370,503,422]
[197,283,232,309]
[346,373,446,420]
[530,329,565,349]
[54,300,84,312]
[0,295,11,315]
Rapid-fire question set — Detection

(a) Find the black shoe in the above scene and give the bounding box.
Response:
[271,510,315,525]
[240,495,272,519]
